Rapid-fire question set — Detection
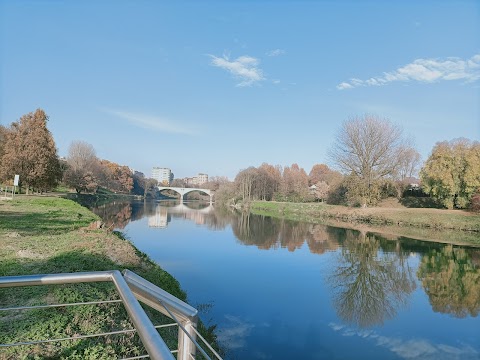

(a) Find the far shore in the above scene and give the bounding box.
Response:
[250,200,480,246]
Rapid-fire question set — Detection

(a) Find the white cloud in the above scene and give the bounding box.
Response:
[337,54,480,90]
[209,54,265,87]
[329,322,479,360]
[101,109,194,135]
[217,315,255,350]
[337,82,354,90]
[266,49,286,57]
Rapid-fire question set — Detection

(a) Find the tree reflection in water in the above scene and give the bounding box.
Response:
[232,212,342,253]
[418,245,480,318]
[328,232,416,328]
[91,201,133,229]
[90,202,480,325]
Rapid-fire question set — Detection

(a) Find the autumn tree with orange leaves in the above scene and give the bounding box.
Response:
[0,109,61,193]
[98,159,134,193]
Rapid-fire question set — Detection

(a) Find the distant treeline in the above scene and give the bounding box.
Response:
[1,110,478,210]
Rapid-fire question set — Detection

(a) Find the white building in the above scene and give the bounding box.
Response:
[195,173,208,185]
[151,167,174,185]
[184,173,208,186]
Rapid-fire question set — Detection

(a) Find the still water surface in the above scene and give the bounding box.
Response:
[92,200,480,360]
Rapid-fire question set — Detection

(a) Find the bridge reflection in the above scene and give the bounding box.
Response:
[148,202,215,229]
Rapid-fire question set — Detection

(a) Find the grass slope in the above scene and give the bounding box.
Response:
[0,196,218,359]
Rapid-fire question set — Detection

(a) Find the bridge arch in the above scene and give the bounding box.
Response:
[157,186,214,203]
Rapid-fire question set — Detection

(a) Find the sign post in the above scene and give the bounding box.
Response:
[13,175,19,198]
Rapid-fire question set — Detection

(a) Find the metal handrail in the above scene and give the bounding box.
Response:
[122,270,223,360]
[190,326,224,360]
[0,270,223,360]
[0,271,174,359]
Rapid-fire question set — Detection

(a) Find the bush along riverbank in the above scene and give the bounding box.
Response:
[0,196,219,359]
[250,200,480,246]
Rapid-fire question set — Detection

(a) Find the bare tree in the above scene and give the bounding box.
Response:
[171,178,186,188]
[397,146,421,181]
[67,141,97,171]
[203,176,229,191]
[329,114,407,206]
[235,167,259,201]
[63,140,100,193]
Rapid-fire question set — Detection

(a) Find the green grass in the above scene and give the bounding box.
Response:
[0,196,219,359]
[0,197,98,236]
[250,200,480,245]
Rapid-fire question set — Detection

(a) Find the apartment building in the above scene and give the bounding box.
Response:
[184,173,208,186]
[151,167,174,185]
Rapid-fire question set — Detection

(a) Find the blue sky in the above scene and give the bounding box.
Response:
[1,0,479,180]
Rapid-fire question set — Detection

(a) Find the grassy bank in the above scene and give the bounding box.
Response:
[0,196,218,359]
[250,201,480,246]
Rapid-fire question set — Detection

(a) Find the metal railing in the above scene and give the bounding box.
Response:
[0,270,222,360]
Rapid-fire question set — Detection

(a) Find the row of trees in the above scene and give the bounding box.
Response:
[62,141,135,194]
[231,163,342,203]
[0,109,157,196]
[220,114,478,210]
[2,110,478,209]
[216,115,421,207]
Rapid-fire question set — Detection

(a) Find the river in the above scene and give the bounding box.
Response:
[92,200,480,360]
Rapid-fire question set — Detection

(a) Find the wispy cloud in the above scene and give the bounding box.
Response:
[101,109,194,135]
[266,48,286,57]
[217,315,255,350]
[337,54,480,90]
[209,54,265,87]
[329,323,479,360]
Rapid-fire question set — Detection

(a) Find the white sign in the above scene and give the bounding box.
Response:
[14,175,19,186]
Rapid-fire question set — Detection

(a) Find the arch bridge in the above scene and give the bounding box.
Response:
[157,186,214,203]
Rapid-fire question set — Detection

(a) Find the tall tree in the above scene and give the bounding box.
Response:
[98,160,134,193]
[0,109,61,193]
[280,163,309,202]
[258,163,282,200]
[396,146,421,181]
[329,114,408,206]
[235,167,258,201]
[0,125,8,161]
[63,141,100,193]
[143,178,159,198]
[420,138,480,209]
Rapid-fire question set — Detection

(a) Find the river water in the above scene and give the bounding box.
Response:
[92,200,480,360]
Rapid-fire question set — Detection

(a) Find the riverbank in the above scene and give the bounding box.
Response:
[250,200,480,246]
[0,196,218,359]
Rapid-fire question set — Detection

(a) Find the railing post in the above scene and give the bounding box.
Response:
[177,319,197,360]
